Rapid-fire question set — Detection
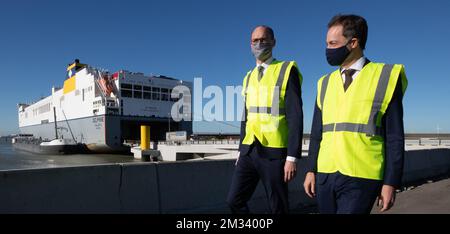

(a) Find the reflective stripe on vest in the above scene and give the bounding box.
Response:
[320,64,394,136]
[245,61,290,116]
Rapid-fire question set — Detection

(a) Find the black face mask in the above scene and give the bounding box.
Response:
[326,40,352,66]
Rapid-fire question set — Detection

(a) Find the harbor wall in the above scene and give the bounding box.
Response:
[0,165,121,213]
[0,149,449,213]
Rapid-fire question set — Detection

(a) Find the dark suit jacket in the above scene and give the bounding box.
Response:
[307,60,405,188]
[239,65,303,160]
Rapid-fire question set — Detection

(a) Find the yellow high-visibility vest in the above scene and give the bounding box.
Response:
[242,60,302,148]
[317,62,407,180]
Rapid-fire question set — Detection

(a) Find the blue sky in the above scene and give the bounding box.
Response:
[1,0,449,135]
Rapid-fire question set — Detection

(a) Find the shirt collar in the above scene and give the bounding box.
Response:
[341,56,366,73]
[256,57,274,69]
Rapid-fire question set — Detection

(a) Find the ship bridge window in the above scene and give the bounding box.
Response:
[134,90,142,99]
[152,87,160,100]
[161,88,169,101]
[143,86,152,100]
[121,83,132,89]
[121,83,133,98]
[121,89,132,98]
[133,85,143,99]
[143,91,151,100]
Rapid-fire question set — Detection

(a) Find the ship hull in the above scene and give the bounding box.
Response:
[19,114,192,153]
[20,115,109,152]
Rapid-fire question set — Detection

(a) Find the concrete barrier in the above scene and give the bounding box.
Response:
[119,163,160,213]
[155,160,236,213]
[402,149,450,184]
[0,149,449,213]
[427,149,450,176]
[0,165,121,213]
[287,158,317,212]
[402,150,434,184]
[150,158,314,213]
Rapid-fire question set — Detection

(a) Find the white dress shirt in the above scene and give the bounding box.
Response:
[256,57,274,75]
[341,56,366,83]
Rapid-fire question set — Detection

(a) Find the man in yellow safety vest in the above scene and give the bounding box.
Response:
[303,14,407,214]
[227,25,303,214]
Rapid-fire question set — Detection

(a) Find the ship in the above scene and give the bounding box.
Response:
[17,59,193,153]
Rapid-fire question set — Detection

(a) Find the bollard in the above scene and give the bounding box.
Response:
[141,125,150,150]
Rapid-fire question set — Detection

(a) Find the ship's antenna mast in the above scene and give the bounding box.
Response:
[53,107,58,140]
[61,108,77,144]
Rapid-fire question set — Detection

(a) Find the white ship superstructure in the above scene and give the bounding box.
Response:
[18,60,192,152]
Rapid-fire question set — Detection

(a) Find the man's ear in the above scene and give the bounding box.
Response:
[273,39,276,47]
[351,38,359,49]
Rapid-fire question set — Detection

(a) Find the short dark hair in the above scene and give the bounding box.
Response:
[252,25,275,40]
[328,14,368,50]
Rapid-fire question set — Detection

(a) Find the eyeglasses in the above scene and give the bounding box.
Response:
[251,38,273,44]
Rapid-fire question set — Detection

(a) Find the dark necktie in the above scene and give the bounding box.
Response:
[343,69,356,91]
[258,66,265,81]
